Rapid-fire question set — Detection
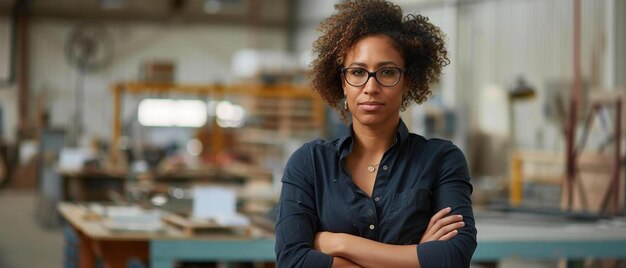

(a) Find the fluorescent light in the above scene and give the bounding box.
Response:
[175,100,208,127]
[215,101,246,128]
[138,99,175,127]
[138,99,207,127]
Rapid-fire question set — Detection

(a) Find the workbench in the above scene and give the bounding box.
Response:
[58,202,274,268]
[59,203,626,267]
[474,210,626,262]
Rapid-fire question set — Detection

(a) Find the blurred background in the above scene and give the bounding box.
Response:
[0,0,625,267]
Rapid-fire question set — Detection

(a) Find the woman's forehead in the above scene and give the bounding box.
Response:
[344,35,404,67]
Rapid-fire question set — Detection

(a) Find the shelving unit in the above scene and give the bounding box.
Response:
[109,82,326,215]
[110,82,326,166]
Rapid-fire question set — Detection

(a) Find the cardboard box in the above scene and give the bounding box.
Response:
[140,62,175,83]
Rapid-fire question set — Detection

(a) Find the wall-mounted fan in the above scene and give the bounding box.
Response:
[65,23,113,72]
[64,23,114,145]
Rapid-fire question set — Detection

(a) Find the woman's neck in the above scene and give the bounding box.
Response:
[351,118,399,159]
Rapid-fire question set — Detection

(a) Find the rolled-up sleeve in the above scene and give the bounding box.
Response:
[417,142,477,268]
[275,143,333,268]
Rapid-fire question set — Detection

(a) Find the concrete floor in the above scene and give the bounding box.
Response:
[0,189,64,268]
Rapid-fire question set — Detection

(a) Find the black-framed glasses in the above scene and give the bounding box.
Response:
[341,67,405,87]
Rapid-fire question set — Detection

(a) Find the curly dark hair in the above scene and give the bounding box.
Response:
[309,0,449,121]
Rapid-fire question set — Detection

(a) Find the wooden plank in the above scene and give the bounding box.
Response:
[58,203,186,240]
[162,213,252,236]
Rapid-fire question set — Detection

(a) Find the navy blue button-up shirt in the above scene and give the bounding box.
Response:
[275,119,477,267]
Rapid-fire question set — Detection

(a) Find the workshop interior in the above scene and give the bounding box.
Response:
[0,0,625,267]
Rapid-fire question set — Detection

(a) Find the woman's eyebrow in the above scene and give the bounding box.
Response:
[346,61,400,68]
[347,62,368,68]
[376,61,400,68]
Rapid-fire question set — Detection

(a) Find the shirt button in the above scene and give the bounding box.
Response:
[369,224,375,230]
[374,197,380,202]
[382,165,388,171]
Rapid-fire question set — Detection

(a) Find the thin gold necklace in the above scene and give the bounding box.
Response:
[367,163,380,173]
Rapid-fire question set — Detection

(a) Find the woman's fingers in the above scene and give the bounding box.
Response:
[427,207,452,229]
[438,230,459,241]
[433,215,463,231]
[431,219,464,240]
[423,207,452,237]
[429,214,462,235]
[421,208,465,243]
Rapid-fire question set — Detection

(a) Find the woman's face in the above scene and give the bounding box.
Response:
[342,34,406,127]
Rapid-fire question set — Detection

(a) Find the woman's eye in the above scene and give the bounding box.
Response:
[380,68,397,77]
[351,69,367,76]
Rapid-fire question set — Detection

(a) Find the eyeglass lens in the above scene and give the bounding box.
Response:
[343,67,402,87]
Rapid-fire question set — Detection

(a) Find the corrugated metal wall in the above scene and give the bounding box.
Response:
[457,0,613,151]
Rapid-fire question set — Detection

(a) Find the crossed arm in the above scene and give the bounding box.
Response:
[314,207,464,268]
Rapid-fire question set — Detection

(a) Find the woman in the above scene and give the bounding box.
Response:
[275,1,477,267]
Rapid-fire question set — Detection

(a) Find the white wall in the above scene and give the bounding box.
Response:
[0,18,287,145]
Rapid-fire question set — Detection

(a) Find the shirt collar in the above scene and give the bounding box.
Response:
[337,118,410,158]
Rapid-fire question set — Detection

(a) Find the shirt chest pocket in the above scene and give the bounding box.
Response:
[390,188,432,214]
[387,188,432,245]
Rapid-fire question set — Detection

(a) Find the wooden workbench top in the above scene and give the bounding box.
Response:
[58,202,273,241]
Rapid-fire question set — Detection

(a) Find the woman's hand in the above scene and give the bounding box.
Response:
[420,207,464,243]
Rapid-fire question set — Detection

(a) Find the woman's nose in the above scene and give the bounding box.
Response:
[362,77,381,95]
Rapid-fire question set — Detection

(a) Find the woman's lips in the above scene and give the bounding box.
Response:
[358,101,384,112]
